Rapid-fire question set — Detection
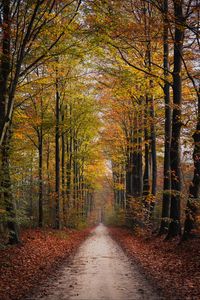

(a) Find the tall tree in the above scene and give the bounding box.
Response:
[159,0,171,234]
[55,74,61,229]
[167,0,185,238]
[0,0,20,243]
[183,89,200,239]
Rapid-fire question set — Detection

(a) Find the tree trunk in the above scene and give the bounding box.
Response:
[125,145,132,199]
[0,0,11,146]
[46,137,52,225]
[143,96,150,203]
[167,0,184,238]
[0,2,19,243]
[143,2,157,214]
[66,102,73,216]
[150,93,157,213]
[61,110,66,224]
[73,134,78,215]
[132,115,139,198]
[2,130,20,244]
[38,130,43,227]
[183,90,200,239]
[66,131,72,212]
[29,156,34,223]
[137,129,143,198]
[55,79,60,229]
[159,0,171,235]
[125,140,132,224]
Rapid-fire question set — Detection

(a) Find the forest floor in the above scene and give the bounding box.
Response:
[1,225,200,300]
[0,227,93,300]
[26,224,160,300]
[109,227,200,300]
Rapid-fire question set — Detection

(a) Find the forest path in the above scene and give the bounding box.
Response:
[29,224,161,300]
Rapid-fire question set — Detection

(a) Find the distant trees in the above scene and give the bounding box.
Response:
[86,0,200,237]
[0,0,103,243]
[1,0,200,243]
[0,0,65,242]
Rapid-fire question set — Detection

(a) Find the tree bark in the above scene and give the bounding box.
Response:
[0,1,19,243]
[125,138,133,224]
[159,0,171,235]
[150,93,157,213]
[61,110,66,224]
[2,130,20,244]
[183,90,200,239]
[144,2,157,214]
[143,96,150,203]
[167,0,184,238]
[73,133,78,215]
[132,115,139,198]
[46,137,52,225]
[66,125,73,213]
[38,129,43,227]
[126,144,132,198]
[0,0,11,146]
[55,78,60,229]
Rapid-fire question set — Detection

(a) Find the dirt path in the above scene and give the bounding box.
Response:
[28,224,161,300]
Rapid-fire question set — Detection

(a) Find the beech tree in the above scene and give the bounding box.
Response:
[85,0,200,235]
[0,0,199,244]
[159,0,171,235]
[0,0,80,145]
[0,0,83,242]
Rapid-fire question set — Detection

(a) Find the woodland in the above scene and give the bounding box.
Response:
[0,0,200,299]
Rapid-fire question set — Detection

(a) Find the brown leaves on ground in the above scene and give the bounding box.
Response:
[0,227,93,300]
[109,227,200,300]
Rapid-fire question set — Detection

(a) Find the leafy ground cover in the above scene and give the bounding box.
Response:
[109,227,200,300]
[0,227,93,300]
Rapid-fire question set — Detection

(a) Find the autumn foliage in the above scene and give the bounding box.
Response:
[0,227,93,300]
[0,0,200,298]
[109,227,200,299]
